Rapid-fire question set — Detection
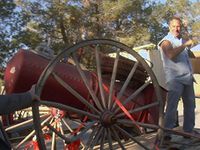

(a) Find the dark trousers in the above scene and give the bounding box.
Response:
[0,139,11,150]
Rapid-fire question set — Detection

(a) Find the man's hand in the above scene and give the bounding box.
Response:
[184,39,198,48]
[193,38,199,46]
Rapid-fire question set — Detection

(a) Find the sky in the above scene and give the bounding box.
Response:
[149,0,199,4]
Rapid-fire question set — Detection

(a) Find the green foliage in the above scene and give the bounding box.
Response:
[190,2,200,41]
[101,0,154,47]
[0,0,16,18]
[0,0,199,74]
[0,0,28,71]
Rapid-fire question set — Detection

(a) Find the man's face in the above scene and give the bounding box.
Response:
[169,19,181,38]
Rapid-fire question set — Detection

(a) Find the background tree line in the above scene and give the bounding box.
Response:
[0,0,199,82]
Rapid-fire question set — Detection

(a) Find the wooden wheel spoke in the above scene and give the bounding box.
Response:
[40,100,99,120]
[108,49,120,109]
[44,122,71,144]
[110,127,126,150]
[71,121,98,143]
[84,124,99,150]
[90,126,104,149]
[61,117,89,149]
[59,123,66,145]
[51,122,57,150]
[107,128,113,150]
[15,115,52,149]
[15,130,36,149]
[5,114,49,132]
[72,52,104,112]
[117,101,159,118]
[52,72,100,115]
[95,45,106,109]
[61,118,74,133]
[114,125,150,150]
[61,118,86,148]
[112,61,139,111]
[100,128,106,150]
[114,80,151,113]
[61,117,88,142]
[117,119,159,130]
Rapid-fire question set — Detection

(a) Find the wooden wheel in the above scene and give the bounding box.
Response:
[5,107,49,149]
[6,106,88,149]
[33,39,164,149]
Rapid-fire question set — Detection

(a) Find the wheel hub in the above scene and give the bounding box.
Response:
[100,111,116,127]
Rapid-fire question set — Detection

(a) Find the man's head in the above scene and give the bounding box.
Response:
[169,16,182,38]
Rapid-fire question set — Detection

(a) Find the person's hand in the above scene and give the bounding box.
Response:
[29,84,40,101]
[192,37,199,46]
[184,39,196,47]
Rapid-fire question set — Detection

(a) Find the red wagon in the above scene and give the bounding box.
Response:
[4,39,165,149]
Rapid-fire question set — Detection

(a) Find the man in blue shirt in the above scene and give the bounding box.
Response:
[158,16,196,141]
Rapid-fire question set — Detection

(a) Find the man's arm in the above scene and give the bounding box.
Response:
[0,92,32,115]
[160,39,194,60]
[0,85,39,115]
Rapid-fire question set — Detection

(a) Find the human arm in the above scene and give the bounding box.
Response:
[0,84,39,115]
[160,39,194,60]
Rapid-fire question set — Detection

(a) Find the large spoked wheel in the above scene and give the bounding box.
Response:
[33,39,164,150]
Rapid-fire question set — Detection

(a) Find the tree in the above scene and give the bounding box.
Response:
[0,0,18,79]
[152,0,200,42]
[0,1,32,66]
[1,0,199,73]
[190,1,200,42]
[14,0,160,50]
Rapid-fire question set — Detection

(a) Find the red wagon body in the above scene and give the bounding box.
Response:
[4,49,159,124]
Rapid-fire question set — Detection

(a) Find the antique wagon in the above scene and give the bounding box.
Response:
[3,39,200,149]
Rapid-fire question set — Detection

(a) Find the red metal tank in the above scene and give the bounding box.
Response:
[4,49,92,109]
[4,49,159,124]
